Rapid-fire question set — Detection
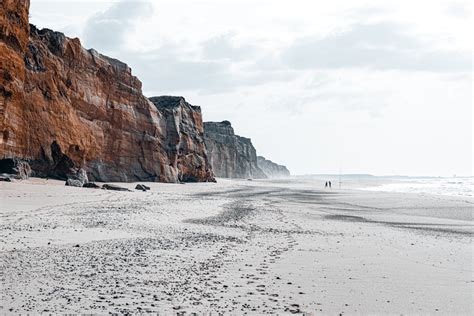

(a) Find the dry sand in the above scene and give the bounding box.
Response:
[1,178,473,314]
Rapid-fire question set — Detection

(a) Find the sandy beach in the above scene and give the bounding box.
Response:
[1,178,472,314]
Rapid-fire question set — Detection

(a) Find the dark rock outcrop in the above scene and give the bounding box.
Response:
[0,175,12,182]
[204,121,266,179]
[135,184,150,191]
[102,184,131,191]
[257,156,290,178]
[83,182,100,189]
[0,158,31,179]
[0,0,215,183]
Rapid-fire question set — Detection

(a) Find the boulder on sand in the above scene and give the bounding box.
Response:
[135,184,150,191]
[102,184,132,192]
[74,169,88,184]
[65,168,89,187]
[65,179,83,187]
[83,182,101,189]
[0,175,12,182]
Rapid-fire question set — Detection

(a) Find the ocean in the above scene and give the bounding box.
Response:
[360,176,473,197]
[296,175,474,197]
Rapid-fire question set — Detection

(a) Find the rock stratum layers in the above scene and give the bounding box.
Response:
[204,121,289,179]
[148,96,213,182]
[204,121,266,179]
[257,156,290,178]
[0,0,214,182]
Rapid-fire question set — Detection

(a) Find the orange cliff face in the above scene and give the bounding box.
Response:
[0,0,215,182]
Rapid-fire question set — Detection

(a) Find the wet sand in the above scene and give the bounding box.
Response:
[1,178,473,314]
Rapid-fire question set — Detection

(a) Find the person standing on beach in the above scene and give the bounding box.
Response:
[325,181,328,188]
[329,181,332,188]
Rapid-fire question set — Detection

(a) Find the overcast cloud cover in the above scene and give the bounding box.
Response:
[30,0,472,176]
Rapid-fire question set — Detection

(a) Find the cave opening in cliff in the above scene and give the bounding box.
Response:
[50,141,75,178]
[0,158,15,174]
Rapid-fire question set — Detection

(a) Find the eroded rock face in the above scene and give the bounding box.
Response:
[0,1,214,183]
[204,121,266,179]
[149,96,215,183]
[0,0,30,54]
[257,156,290,178]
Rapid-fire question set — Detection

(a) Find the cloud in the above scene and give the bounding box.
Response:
[133,52,234,93]
[120,39,294,94]
[282,22,471,73]
[445,2,472,18]
[201,32,256,61]
[132,52,294,95]
[83,0,153,52]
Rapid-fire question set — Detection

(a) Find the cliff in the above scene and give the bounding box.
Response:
[203,121,266,179]
[149,96,214,182]
[257,156,290,178]
[0,0,214,183]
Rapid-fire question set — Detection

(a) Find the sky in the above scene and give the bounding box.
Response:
[30,0,472,176]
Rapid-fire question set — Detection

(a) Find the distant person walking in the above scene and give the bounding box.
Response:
[329,181,332,188]
[325,181,328,188]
